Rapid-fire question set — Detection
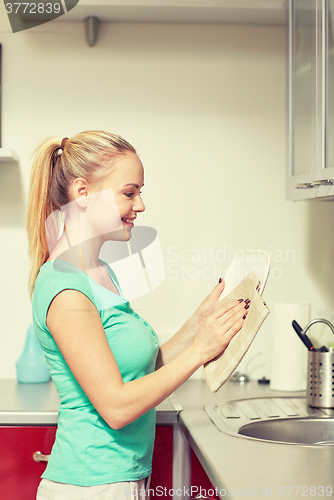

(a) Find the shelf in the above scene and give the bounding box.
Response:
[54,0,287,26]
[0,149,19,163]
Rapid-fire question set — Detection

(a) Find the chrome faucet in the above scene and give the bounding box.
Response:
[302,318,334,337]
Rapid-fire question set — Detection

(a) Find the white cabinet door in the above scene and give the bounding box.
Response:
[287,0,334,200]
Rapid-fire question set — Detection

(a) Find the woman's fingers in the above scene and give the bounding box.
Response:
[219,316,245,347]
[220,310,245,336]
[215,299,250,348]
[192,297,251,364]
[224,300,249,324]
[213,298,249,319]
[213,298,250,325]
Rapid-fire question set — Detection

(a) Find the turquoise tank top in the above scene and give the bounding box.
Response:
[32,259,159,486]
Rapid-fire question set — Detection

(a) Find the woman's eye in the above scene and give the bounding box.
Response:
[125,191,142,198]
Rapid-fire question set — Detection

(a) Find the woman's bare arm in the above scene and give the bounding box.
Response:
[46,289,245,430]
[156,279,248,368]
[155,315,200,369]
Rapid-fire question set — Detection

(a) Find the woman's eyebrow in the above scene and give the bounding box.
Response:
[123,183,144,188]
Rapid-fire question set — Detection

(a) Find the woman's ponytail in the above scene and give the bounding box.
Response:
[26,137,62,300]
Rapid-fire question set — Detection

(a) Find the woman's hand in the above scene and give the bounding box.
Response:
[191,298,247,365]
[156,279,226,368]
[156,279,236,368]
[193,278,226,325]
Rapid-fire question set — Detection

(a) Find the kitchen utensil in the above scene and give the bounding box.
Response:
[306,319,334,408]
[292,319,315,351]
[307,350,334,408]
[220,250,270,300]
[230,371,250,383]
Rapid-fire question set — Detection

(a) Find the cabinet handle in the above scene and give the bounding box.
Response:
[33,451,50,463]
[309,179,334,186]
[295,183,315,189]
[296,180,334,189]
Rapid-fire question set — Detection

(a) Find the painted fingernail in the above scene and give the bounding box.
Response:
[243,315,246,320]
[238,299,243,303]
[245,304,250,310]
[245,298,250,304]
[219,277,222,283]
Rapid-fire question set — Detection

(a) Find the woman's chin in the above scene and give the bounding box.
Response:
[104,228,132,242]
[124,226,132,241]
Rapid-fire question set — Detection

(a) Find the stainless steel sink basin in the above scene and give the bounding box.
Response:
[238,417,334,445]
[204,397,334,446]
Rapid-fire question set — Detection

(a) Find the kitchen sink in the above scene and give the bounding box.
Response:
[204,397,334,446]
[238,417,334,445]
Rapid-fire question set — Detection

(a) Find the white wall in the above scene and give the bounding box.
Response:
[1,7,333,380]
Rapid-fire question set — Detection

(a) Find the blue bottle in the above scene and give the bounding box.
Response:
[16,324,50,383]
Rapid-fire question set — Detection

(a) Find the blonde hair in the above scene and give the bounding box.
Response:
[26,130,136,300]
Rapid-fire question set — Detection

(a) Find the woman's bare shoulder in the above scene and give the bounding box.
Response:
[47,288,99,330]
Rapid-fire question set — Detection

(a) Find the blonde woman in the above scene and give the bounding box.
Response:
[26,131,249,500]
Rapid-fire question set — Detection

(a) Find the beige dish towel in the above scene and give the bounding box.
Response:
[204,272,270,393]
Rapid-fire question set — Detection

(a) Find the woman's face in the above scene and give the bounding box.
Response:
[68,152,145,245]
[91,152,145,242]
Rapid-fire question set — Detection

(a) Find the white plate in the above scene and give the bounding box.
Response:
[220,250,270,300]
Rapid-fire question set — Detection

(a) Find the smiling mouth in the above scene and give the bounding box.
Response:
[121,218,135,225]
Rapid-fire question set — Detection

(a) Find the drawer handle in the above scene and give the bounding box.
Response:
[33,451,50,463]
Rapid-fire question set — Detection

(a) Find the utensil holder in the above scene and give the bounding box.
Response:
[307,350,334,408]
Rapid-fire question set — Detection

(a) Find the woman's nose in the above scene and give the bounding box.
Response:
[134,196,145,213]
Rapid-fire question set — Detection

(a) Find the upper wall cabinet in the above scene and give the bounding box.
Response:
[287,0,334,200]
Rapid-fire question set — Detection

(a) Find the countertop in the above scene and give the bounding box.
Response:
[174,380,334,500]
[1,378,334,499]
[0,379,178,425]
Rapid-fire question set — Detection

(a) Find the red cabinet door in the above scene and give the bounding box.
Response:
[0,425,176,500]
[0,426,57,500]
[191,449,219,500]
[151,426,173,498]
[151,427,217,500]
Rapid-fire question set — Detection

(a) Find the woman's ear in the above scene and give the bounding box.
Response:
[76,193,89,208]
[71,178,89,207]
